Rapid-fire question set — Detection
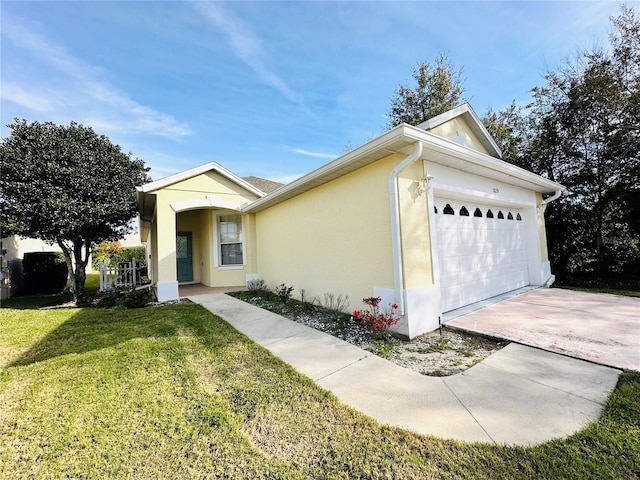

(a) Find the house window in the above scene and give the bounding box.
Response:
[473,208,483,217]
[218,214,243,265]
[443,204,455,215]
[459,206,470,216]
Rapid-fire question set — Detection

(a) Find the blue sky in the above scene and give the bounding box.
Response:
[1,1,633,183]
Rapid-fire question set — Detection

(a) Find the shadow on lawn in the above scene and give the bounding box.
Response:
[10,305,208,366]
[8,308,172,367]
[7,303,227,368]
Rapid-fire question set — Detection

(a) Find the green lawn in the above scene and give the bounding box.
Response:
[1,301,639,479]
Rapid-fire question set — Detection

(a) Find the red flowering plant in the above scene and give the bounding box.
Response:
[352,296,400,339]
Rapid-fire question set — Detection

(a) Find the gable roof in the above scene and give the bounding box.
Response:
[137,161,266,197]
[416,103,502,159]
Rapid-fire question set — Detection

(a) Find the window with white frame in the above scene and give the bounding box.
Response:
[218,214,243,265]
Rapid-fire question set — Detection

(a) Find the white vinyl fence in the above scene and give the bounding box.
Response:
[98,259,148,291]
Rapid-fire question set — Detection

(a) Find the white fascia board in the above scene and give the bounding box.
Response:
[417,104,471,130]
[417,103,502,159]
[405,126,565,193]
[138,161,266,198]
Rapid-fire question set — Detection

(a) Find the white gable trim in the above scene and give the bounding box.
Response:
[416,103,502,159]
[170,195,243,213]
[138,161,266,197]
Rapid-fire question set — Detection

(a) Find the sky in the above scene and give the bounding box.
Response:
[1,1,635,184]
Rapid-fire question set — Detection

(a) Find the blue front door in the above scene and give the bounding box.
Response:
[176,232,193,282]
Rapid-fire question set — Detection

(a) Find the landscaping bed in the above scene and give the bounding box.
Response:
[229,290,508,376]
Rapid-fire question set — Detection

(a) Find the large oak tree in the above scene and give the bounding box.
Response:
[0,120,150,298]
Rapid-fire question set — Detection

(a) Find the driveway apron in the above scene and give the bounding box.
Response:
[445,288,640,371]
[188,293,621,446]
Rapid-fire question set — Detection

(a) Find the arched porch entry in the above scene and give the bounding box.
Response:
[149,201,257,302]
[172,198,257,293]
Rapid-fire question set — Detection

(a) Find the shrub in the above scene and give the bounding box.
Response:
[22,252,68,295]
[115,247,146,266]
[93,288,124,308]
[275,283,294,303]
[123,286,153,308]
[91,285,153,308]
[92,242,146,270]
[75,289,93,307]
[92,241,125,270]
[247,278,267,292]
[322,292,349,320]
[352,297,400,339]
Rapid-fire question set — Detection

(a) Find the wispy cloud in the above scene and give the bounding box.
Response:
[194,2,317,121]
[286,146,336,159]
[1,83,59,112]
[1,18,193,139]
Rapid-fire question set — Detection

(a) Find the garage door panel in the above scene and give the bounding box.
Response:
[435,198,529,312]
[438,228,459,248]
[440,257,461,276]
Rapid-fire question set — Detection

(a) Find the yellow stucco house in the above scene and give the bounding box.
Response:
[137,104,564,338]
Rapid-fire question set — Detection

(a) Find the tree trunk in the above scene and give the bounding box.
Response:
[56,238,75,296]
[72,238,90,296]
[57,237,91,301]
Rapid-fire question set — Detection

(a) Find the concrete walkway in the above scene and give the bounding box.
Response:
[446,288,640,371]
[188,293,621,446]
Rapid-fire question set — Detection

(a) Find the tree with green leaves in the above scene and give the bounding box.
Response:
[0,120,150,299]
[483,4,640,278]
[387,54,467,128]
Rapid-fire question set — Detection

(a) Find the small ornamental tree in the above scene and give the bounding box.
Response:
[0,119,150,300]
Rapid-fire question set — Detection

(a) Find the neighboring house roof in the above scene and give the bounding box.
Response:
[244,115,564,214]
[137,161,266,197]
[416,103,502,159]
[242,176,284,194]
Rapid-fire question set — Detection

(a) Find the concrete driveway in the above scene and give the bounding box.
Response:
[446,288,639,371]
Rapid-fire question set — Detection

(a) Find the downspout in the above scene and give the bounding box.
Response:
[539,189,563,287]
[540,189,562,211]
[389,141,423,315]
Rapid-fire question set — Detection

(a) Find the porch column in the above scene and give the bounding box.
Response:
[155,203,179,302]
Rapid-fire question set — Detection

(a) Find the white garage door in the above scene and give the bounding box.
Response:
[434,198,529,312]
